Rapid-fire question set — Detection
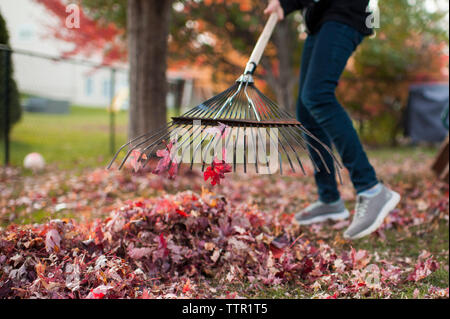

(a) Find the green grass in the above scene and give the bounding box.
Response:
[0,106,182,170]
[1,106,129,169]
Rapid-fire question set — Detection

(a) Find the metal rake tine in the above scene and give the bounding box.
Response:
[190,126,214,170]
[278,126,306,175]
[213,82,243,120]
[176,124,206,171]
[195,85,237,119]
[126,125,180,170]
[277,128,295,173]
[116,125,174,170]
[281,125,311,175]
[300,125,343,170]
[233,127,239,172]
[138,126,184,168]
[107,121,175,169]
[249,125,259,174]
[201,128,222,171]
[284,125,321,173]
[286,125,331,174]
[265,126,284,174]
[243,105,248,173]
[255,126,271,174]
[244,127,247,173]
[295,126,334,174]
[254,89,341,173]
[250,91,277,173]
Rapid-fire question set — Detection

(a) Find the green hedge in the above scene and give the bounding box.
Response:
[0,10,21,138]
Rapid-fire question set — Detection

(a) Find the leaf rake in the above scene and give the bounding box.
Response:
[108,13,342,179]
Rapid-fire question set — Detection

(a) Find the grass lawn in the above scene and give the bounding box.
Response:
[0,106,129,170]
[1,105,441,170]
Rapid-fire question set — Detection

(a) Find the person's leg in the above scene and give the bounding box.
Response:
[297,34,340,204]
[294,32,350,225]
[301,21,378,194]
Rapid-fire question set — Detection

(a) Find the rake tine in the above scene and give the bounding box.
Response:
[243,105,248,173]
[277,128,295,173]
[251,91,274,174]
[199,85,237,119]
[117,125,174,170]
[256,126,271,174]
[107,121,175,169]
[288,126,329,174]
[283,125,321,173]
[279,126,306,175]
[281,125,311,175]
[174,123,204,167]
[265,126,284,174]
[258,89,342,172]
[299,125,343,170]
[233,126,240,172]
[190,126,214,170]
[249,125,258,174]
[201,129,221,171]
[133,124,184,168]
[256,88,342,178]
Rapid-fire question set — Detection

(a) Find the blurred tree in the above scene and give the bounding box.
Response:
[338,0,449,145]
[0,10,21,138]
[170,0,304,115]
[34,0,126,64]
[125,0,171,139]
[35,0,171,140]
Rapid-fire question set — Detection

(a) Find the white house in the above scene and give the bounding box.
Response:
[0,0,209,109]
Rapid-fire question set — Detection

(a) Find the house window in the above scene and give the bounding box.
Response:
[103,79,111,98]
[85,77,94,96]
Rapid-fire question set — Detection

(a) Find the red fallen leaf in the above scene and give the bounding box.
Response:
[45,229,61,253]
[93,223,104,245]
[326,292,338,299]
[159,233,169,257]
[128,247,152,259]
[270,244,285,259]
[204,158,232,186]
[153,142,178,179]
[176,209,188,217]
[182,279,191,293]
[407,256,439,282]
[129,150,147,173]
[91,290,105,299]
[134,201,145,208]
[301,258,314,278]
[89,285,112,299]
[141,289,152,299]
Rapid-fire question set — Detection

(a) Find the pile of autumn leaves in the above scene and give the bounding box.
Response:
[0,188,446,299]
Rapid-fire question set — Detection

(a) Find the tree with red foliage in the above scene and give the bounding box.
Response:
[34,0,126,65]
[35,0,170,140]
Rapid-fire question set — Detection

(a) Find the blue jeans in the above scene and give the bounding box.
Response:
[296,21,378,203]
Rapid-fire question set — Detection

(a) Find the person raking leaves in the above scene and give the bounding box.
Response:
[264,0,401,240]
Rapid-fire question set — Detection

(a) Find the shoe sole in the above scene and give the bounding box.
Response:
[295,209,350,225]
[345,191,401,240]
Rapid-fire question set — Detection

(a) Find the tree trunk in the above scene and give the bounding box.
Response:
[261,19,298,116]
[273,19,297,115]
[127,0,172,140]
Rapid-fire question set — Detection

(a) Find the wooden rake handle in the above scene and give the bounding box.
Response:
[245,12,279,74]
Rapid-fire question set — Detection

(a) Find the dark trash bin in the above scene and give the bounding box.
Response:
[404,83,449,144]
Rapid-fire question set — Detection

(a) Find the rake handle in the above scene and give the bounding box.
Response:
[246,12,279,74]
